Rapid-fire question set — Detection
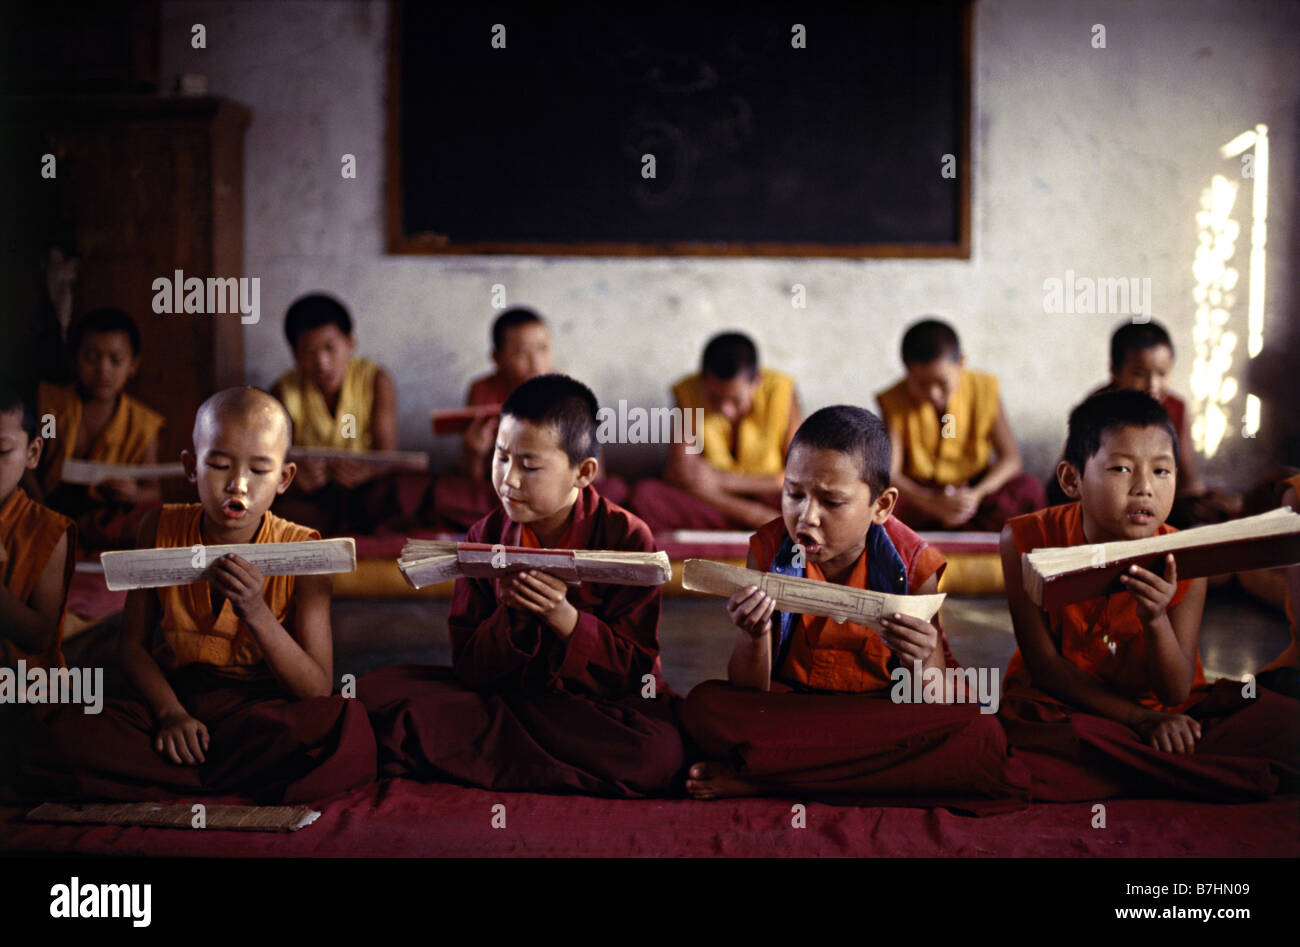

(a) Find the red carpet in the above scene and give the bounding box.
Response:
[2,779,1295,857]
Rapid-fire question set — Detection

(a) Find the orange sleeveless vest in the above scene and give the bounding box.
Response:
[1003,501,1207,712]
[750,516,946,693]
[1,487,75,669]
[151,504,318,678]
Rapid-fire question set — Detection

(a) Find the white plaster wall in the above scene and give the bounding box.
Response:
[161,0,1299,481]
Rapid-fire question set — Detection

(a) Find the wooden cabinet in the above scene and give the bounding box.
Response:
[9,96,249,485]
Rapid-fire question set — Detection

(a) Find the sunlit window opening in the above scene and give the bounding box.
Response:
[1190,125,1268,459]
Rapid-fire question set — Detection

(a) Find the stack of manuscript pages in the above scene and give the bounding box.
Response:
[681,559,945,632]
[27,802,320,832]
[59,460,186,484]
[1023,507,1300,609]
[397,540,672,589]
[431,404,502,435]
[100,538,357,591]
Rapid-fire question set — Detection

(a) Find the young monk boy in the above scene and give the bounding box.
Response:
[271,293,405,534]
[38,308,164,550]
[999,389,1299,801]
[877,318,1044,531]
[362,373,685,797]
[681,405,1029,804]
[0,382,75,791]
[16,388,376,803]
[1,382,75,671]
[1099,321,1240,526]
[630,331,801,533]
[433,306,558,528]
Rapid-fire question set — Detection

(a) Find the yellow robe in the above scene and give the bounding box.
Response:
[37,382,165,497]
[151,504,319,679]
[273,357,380,451]
[876,369,999,486]
[0,487,75,669]
[672,368,794,476]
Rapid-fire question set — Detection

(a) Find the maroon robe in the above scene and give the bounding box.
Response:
[360,485,685,797]
[11,506,378,804]
[681,517,1033,809]
[891,471,1047,532]
[998,503,1300,802]
[1000,680,1300,802]
[433,374,626,529]
[628,478,782,534]
[13,666,378,804]
[272,473,427,537]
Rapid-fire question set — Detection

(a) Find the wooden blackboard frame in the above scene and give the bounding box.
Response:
[385,1,972,259]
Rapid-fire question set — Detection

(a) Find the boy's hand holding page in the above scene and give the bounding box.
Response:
[432,404,502,436]
[206,553,275,624]
[101,538,356,591]
[330,458,372,489]
[101,477,141,504]
[59,459,186,485]
[879,612,941,666]
[295,457,328,493]
[728,585,775,639]
[499,569,578,637]
[1022,508,1300,608]
[397,540,670,589]
[1119,554,1179,626]
[684,559,945,631]
[464,412,499,454]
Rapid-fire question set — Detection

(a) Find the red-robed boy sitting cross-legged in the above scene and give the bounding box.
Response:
[681,405,1030,807]
[361,374,685,797]
[998,389,1300,801]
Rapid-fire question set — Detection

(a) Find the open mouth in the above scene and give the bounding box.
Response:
[222,498,248,519]
[795,531,822,554]
[1126,505,1155,525]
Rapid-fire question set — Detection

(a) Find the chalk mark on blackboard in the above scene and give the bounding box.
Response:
[623,117,694,212]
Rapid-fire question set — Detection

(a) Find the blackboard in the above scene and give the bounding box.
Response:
[387,1,971,257]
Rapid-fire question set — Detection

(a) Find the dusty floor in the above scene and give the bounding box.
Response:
[327,585,1290,693]
[64,582,1289,695]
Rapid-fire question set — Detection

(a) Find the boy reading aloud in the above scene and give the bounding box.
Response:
[681,406,1029,803]
[38,308,165,550]
[999,390,1299,801]
[1,382,75,672]
[362,374,685,797]
[630,331,801,533]
[17,388,376,803]
[433,306,559,528]
[271,293,404,533]
[877,318,1044,531]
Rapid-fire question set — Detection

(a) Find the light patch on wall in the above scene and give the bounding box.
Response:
[1242,393,1261,439]
[1221,125,1268,357]
[1189,125,1268,459]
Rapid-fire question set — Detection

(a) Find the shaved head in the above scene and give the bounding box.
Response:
[193,387,293,456]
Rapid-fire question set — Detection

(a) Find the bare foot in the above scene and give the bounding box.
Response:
[686,761,765,800]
